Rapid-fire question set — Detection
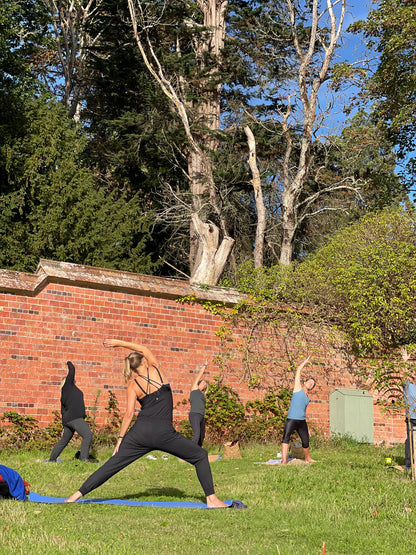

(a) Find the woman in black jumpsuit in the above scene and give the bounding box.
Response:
[49,361,92,462]
[65,338,228,507]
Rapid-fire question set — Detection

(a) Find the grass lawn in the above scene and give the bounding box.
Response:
[1,440,416,554]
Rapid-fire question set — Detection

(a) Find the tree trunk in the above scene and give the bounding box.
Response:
[278,0,346,266]
[189,214,235,285]
[128,0,232,285]
[280,190,297,266]
[244,125,266,268]
[188,148,235,284]
[188,0,231,284]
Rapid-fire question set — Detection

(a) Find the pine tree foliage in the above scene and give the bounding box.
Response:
[0,96,156,273]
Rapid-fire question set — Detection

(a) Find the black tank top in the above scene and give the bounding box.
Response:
[134,366,173,420]
[136,384,173,420]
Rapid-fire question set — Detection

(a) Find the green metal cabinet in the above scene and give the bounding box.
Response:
[329,388,374,443]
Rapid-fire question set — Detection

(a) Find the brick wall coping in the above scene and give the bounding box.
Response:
[0,259,246,305]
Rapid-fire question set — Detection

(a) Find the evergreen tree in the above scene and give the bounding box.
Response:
[0,96,156,273]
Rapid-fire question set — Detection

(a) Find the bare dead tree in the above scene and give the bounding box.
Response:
[278,0,349,265]
[127,0,234,286]
[42,0,104,121]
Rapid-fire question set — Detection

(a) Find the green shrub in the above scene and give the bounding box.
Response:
[0,411,52,451]
[204,379,292,444]
[0,385,299,451]
[92,390,125,449]
[243,387,292,443]
[205,378,246,443]
[177,419,193,440]
[292,206,416,355]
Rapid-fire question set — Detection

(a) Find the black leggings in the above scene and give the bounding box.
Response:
[189,412,206,447]
[78,417,215,497]
[49,418,92,461]
[282,418,310,448]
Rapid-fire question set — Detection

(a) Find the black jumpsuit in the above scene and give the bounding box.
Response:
[78,370,215,497]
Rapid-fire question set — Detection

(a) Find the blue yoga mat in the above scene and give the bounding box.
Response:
[29,492,232,508]
[254,458,296,465]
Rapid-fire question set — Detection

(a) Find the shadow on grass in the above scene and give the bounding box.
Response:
[80,487,206,503]
[121,487,195,500]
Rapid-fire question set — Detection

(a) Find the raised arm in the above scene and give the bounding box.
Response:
[113,381,137,455]
[191,362,208,391]
[104,338,158,368]
[401,348,411,363]
[65,361,76,385]
[293,356,311,392]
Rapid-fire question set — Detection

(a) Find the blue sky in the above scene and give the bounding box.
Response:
[343,0,373,62]
[316,0,375,135]
[345,0,372,25]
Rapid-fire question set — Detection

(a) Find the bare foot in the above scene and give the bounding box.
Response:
[65,491,82,503]
[305,458,316,464]
[206,494,229,508]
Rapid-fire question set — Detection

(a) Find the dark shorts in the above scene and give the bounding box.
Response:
[282,418,310,448]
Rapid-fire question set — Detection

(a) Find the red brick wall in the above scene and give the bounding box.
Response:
[0,260,406,446]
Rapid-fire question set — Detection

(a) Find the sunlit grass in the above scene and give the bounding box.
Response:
[1,440,415,554]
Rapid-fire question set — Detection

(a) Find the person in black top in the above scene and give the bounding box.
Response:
[65,338,228,507]
[48,361,92,462]
[189,363,208,446]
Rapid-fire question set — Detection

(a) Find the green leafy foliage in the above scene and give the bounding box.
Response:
[177,419,193,440]
[1,0,410,279]
[204,378,291,444]
[295,110,407,256]
[103,390,123,434]
[352,0,416,157]
[221,259,293,301]
[204,378,246,443]
[0,380,292,451]
[218,206,416,407]
[0,390,126,452]
[243,387,292,442]
[0,411,56,451]
[92,390,128,448]
[292,206,416,355]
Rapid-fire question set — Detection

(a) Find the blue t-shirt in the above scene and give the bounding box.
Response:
[287,389,310,420]
[404,380,416,419]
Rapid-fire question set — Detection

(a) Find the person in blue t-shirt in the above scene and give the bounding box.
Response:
[281,356,315,465]
[402,348,416,471]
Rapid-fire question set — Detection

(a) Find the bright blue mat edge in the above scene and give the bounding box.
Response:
[29,492,232,508]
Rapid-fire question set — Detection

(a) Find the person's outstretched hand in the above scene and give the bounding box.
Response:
[103,338,118,348]
[401,348,411,363]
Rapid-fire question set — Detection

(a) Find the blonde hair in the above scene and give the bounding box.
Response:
[198,380,208,392]
[123,351,144,383]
